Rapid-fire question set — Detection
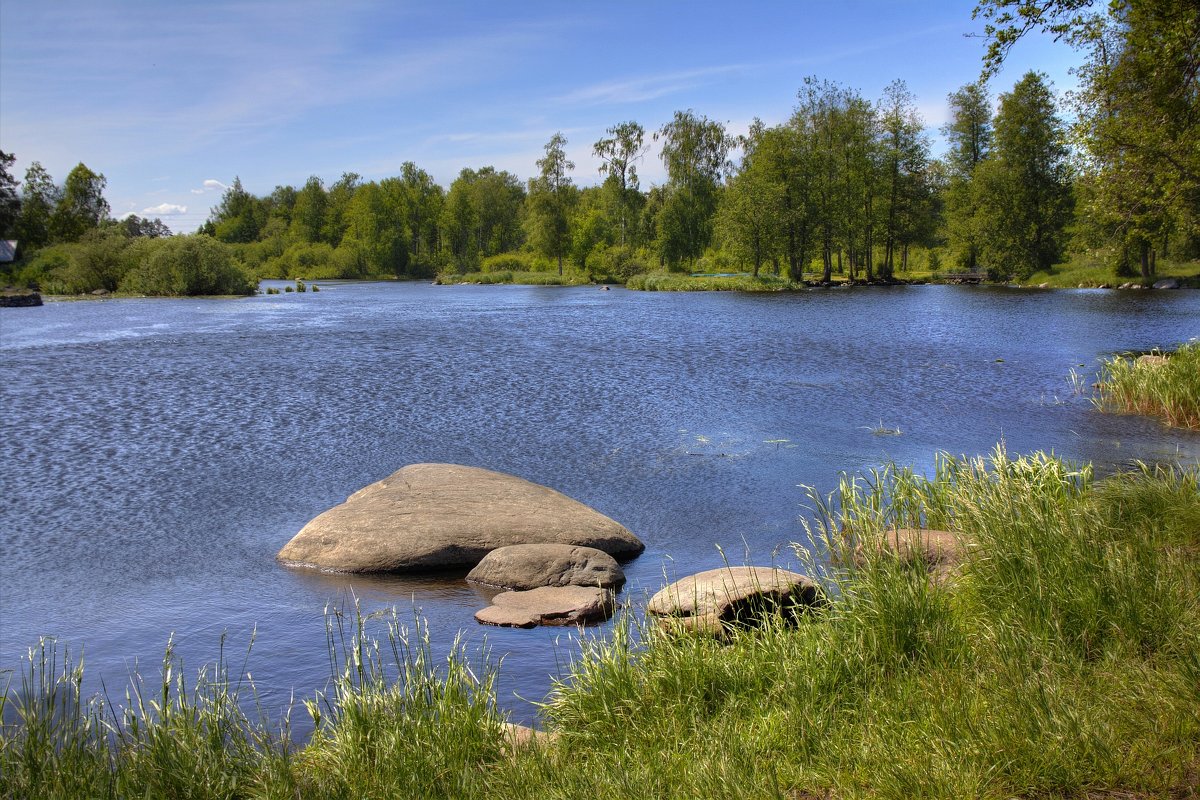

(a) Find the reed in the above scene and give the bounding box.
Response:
[1094,342,1200,428]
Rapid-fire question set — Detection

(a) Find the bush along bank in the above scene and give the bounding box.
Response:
[2,447,1198,798]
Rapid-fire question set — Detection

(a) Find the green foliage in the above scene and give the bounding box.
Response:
[974,72,1073,280]
[208,177,266,245]
[50,163,109,243]
[120,235,254,296]
[480,252,535,272]
[525,133,576,275]
[13,162,59,250]
[654,110,731,267]
[588,245,651,283]
[0,150,18,239]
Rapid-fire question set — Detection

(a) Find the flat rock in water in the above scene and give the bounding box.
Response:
[474,586,614,628]
[466,543,624,590]
[647,566,822,631]
[277,463,643,573]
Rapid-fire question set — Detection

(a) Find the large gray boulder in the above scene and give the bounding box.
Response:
[467,543,624,590]
[277,464,643,573]
[474,586,615,628]
[647,566,823,635]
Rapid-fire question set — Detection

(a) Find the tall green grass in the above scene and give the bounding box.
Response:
[1095,342,1200,429]
[3,450,1198,798]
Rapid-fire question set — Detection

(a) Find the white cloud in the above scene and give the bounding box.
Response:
[141,203,187,216]
[203,179,227,191]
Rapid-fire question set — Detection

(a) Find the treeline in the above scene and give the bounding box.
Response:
[1,0,1195,295]
[0,157,254,295]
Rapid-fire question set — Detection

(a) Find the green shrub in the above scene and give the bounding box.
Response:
[120,235,254,296]
[589,245,651,282]
[481,253,534,273]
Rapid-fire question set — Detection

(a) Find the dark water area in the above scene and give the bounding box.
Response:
[1,282,1197,726]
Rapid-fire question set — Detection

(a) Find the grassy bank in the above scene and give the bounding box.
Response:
[437,269,594,287]
[1095,342,1200,429]
[3,449,1198,798]
[1022,253,1200,289]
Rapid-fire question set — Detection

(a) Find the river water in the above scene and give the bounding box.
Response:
[1,281,1197,725]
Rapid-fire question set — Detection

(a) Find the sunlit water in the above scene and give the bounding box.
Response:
[1,281,1197,726]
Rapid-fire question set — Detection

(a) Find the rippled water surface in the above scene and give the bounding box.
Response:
[2,282,1197,723]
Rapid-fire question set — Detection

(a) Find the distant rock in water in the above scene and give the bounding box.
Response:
[467,543,624,590]
[277,463,644,573]
[0,289,42,307]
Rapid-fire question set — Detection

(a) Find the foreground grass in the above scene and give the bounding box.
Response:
[3,448,1199,798]
[1095,342,1200,429]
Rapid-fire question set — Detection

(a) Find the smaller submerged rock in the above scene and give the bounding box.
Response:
[466,543,624,590]
[474,586,614,628]
[850,528,965,583]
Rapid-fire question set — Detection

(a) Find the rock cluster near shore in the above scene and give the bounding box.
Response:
[278,463,643,572]
[278,464,831,635]
[278,463,641,627]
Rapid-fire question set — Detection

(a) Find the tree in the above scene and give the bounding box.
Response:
[975,72,1073,279]
[322,172,361,246]
[398,162,444,267]
[0,150,19,239]
[877,80,932,278]
[943,83,993,271]
[50,163,109,242]
[341,181,409,277]
[526,133,575,275]
[208,177,265,244]
[289,176,326,244]
[975,0,1199,276]
[441,170,480,272]
[117,215,173,238]
[795,79,877,282]
[1071,0,1199,276]
[654,110,731,267]
[14,162,58,249]
[716,123,785,276]
[593,121,648,246]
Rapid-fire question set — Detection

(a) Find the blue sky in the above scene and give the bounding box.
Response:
[0,1,1080,233]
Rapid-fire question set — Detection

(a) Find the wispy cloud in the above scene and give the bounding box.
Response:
[556,65,749,106]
